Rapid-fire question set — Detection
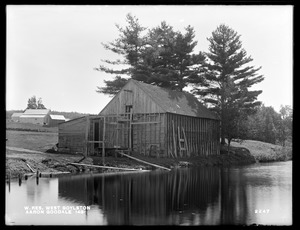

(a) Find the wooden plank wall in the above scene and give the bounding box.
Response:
[166,113,220,156]
[132,113,165,157]
[58,117,87,154]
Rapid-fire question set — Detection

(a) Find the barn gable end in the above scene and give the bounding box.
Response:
[100,80,165,115]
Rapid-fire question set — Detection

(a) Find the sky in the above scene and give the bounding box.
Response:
[6,5,293,114]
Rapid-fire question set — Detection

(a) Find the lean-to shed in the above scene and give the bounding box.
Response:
[58,79,220,157]
[48,114,66,127]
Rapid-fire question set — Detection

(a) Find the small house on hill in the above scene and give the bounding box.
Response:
[19,109,50,125]
[58,79,220,157]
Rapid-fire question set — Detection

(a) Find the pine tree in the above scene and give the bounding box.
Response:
[95,14,147,95]
[95,14,205,95]
[192,24,264,145]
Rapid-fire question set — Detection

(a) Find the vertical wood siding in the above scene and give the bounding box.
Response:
[166,113,220,156]
[58,117,87,154]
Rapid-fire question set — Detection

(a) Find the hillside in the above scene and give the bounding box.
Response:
[230,139,292,162]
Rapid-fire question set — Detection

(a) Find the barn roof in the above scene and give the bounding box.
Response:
[131,80,218,120]
[11,113,23,117]
[23,109,50,115]
[19,115,46,118]
[49,114,66,120]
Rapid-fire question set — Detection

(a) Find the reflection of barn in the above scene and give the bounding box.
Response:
[58,79,220,157]
[58,168,221,225]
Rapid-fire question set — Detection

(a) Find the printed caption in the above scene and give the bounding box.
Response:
[24,206,90,215]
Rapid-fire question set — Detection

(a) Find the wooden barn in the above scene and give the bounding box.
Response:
[58,79,220,157]
[19,109,50,125]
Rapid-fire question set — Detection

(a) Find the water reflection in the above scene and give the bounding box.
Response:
[58,168,221,225]
[6,161,292,225]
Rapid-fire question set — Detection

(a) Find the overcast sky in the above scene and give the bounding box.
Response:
[6,5,293,114]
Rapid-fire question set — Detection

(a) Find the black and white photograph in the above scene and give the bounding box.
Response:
[6,5,293,226]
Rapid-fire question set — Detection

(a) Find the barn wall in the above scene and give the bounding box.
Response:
[92,113,167,157]
[48,119,65,127]
[58,117,87,154]
[100,81,164,115]
[131,113,166,157]
[166,113,220,157]
[19,115,49,125]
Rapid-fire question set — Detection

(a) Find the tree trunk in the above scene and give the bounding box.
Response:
[221,136,226,145]
[227,139,231,154]
[220,87,226,145]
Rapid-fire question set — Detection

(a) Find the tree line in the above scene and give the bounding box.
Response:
[95,14,291,148]
[245,104,292,147]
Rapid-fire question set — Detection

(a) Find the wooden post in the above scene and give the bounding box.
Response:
[70,162,143,171]
[8,171,11,192]
[172,120,177,158]
[102,116,106,165]
[116,151,171,171]
[18,174,22,186]
[182,127,190,157]
[84,116,90,157]
[129,109,132,152]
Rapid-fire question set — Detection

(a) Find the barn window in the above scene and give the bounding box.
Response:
[125,105,132,113]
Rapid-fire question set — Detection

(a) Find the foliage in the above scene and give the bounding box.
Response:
[191,24,264,145]
[95,13,205,95]
[26,96,46,109]
[246,104,293,146]
[96,76,129,96]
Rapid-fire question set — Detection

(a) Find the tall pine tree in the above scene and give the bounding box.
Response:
[95,14,146,95]
[192,24,264,145]
[95,14,205,95]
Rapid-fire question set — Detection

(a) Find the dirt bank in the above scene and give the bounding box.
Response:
[6,145,256,179]
[6,148,93,179]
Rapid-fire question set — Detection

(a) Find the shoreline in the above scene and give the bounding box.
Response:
[6,144,291,180]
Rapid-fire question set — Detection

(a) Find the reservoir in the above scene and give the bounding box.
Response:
[5,161,292,225]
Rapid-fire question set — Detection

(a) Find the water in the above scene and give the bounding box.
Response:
[5,161,292,225]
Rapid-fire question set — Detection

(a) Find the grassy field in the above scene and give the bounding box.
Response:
[6,120,58,133]
[6,130,58,152]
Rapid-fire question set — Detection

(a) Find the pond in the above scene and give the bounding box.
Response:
[5,161,292,225]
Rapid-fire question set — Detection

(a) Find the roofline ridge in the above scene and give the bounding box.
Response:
[131,80,167,113]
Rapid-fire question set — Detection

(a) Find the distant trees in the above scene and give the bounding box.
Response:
[246,105,292,146]
[26,96,46,109]
[95,13,205,95]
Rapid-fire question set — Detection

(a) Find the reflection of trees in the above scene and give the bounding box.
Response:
[58,168,221,225]
[220,168,249,225]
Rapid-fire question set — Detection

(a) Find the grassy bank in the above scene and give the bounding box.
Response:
[230,140,292,162]
[6,130,58,152]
